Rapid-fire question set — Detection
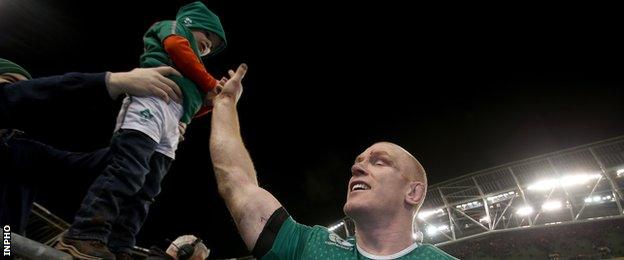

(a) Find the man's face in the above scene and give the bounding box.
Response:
[0,73,28,84]
[343,142,420,218]
[191,30,223,57]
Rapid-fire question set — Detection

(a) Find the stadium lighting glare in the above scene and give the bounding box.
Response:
[584,195,614,204]
[417,208,444,220]
[617,169,624,177]
[516,206,534,216]
[479,216,490,223]
[560,174,601,187]
[426,225,449,236]
[328,221,344,231]
[455,200,483,211]
[426,226,438,236]
[486,191,516,203]
[527,179,558,191]
[541,200,562,211]
[527,174,601,192]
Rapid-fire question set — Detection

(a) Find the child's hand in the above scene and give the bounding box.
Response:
[204,77,227,107]
[178,122,187,142]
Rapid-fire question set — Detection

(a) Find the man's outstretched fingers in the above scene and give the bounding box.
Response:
[228,63,247,81]
[218,78,227,88]
[235,63,248,79]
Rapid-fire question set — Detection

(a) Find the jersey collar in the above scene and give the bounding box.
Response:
[356,241,420,260]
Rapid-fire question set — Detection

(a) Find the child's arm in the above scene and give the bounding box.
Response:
[149,20,218,118]
[193,77,226,118]
[163,35,218,93]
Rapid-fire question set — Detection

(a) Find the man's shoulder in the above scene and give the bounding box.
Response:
[294,222,351,245]
[305,226,357,254]
[264,217,357,259]
[299,228,357,259]
[283,219,355,248]
[277,217,332,242]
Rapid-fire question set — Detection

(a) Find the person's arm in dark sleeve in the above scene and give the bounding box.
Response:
[0,67,183,130]
[0,72,111,129]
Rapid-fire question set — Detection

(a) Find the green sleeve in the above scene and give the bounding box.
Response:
[261,217,313,260]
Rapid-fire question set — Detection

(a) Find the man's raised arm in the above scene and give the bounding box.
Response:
[209,64,282,250]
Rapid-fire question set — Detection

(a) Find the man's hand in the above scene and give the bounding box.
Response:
[178,122,187,142]
[216,63,247,104]
[203,77,227,108]
[106,66,183,103]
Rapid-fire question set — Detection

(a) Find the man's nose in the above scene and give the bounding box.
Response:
[351,163,368,176]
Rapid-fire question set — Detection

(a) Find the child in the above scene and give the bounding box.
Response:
[56,2,226,259]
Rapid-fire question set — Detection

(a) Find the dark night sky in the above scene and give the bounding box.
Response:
[2,0,624,257]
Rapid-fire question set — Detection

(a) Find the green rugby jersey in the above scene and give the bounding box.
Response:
[255,208,457,260]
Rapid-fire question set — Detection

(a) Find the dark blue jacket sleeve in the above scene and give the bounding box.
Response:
[0,72,114,129]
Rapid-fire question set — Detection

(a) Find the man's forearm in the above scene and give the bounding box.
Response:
[208,64,284,251]
[209,95,284,250]
[210,95,259,192]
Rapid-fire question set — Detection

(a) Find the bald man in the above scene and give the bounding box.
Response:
[209,64,456,259]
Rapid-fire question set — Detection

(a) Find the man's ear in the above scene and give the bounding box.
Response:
[405,181,425,206]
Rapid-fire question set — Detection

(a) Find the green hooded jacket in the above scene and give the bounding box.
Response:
[140,1,226,124]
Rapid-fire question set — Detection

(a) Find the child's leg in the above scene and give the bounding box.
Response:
[65,129,158,243]
[65,95,169,239]
[59,96,173,259]
[108,152,172,253]
[108,97,182,253]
